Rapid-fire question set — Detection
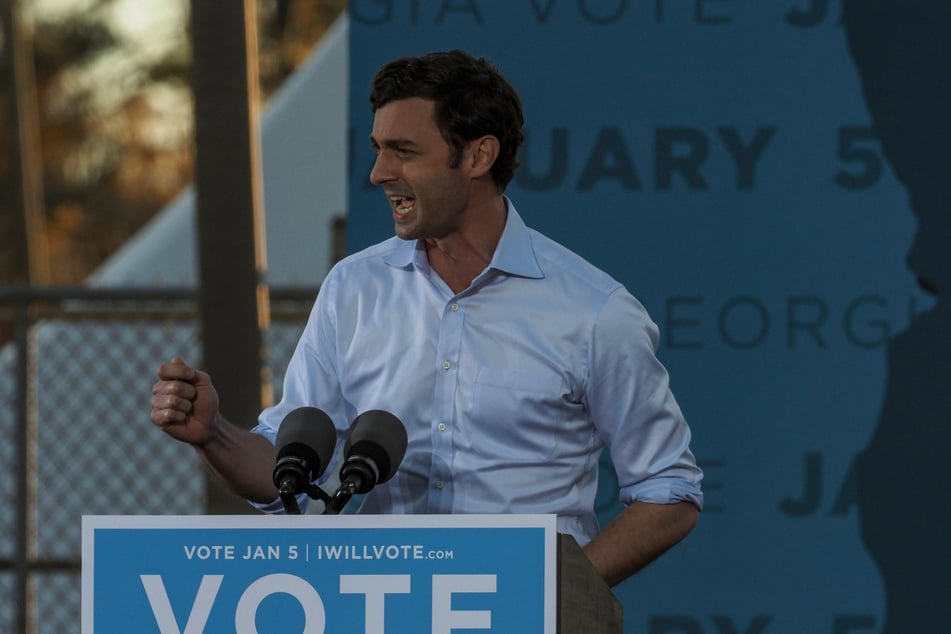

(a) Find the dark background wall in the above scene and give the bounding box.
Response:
[346,2,949,632]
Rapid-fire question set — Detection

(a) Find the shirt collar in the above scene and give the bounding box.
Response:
[489,199,544,279]
[383,198,544,279]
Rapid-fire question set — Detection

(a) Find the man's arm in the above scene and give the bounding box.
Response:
[151,357,279,504]
[583,500,699,587]
[193,413,280,504]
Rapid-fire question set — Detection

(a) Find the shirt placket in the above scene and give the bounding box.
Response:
[428,297,464,513]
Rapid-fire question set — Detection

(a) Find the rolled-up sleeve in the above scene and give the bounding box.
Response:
[586,289,703,511]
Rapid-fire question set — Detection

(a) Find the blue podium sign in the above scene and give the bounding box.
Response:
[82,514,556,634]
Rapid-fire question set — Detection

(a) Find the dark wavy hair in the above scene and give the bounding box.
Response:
[369,50,525,191]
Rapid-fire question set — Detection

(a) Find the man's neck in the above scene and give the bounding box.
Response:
[425,196,507,294]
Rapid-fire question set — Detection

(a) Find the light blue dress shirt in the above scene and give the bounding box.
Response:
[253,201,702,545]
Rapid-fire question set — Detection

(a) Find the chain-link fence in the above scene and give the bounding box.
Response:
[0,285,317,633]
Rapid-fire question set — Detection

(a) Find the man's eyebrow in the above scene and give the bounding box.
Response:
[369,135,421,149]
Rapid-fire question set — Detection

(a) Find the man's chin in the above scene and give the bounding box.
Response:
[394,224,419,241]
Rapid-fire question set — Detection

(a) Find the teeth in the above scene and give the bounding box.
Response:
[389,195,414,213]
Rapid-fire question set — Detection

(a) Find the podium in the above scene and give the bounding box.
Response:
[82,514,621,633]
[557,533,623,633]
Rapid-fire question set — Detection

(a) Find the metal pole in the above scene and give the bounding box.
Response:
[13,295,30,632]
[0,0,50,285]
[190,0,272,514]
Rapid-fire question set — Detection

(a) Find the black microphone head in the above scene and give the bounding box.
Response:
[343,410,408,488]
[273,407,337,489]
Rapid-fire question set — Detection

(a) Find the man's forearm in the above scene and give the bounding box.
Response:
[196,414,280,504]
[583,500,700,587]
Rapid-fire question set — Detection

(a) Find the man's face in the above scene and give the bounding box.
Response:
[369,98,471,241]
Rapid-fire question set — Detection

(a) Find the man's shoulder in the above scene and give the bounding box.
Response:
[327,236,409,275]
[346,235,407,260]
[526,227,624,297]
[315,237,412,302]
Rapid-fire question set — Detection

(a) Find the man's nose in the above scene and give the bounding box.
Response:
[369,152,395,185]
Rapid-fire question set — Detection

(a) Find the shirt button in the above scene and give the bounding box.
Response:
[434,481,444,490]
[450,303,459,312]
[437,422,447,432]
[442,361,451,370]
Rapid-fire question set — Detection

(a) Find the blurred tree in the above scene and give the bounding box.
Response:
[0,0,345,286]
[259,0,346,96]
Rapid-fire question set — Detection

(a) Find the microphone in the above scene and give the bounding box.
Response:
[323,410,408,514]
[272,407,336,515]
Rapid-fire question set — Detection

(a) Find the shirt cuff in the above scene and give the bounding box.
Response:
[620,478,704,512]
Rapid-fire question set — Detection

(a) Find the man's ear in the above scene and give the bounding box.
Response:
[467,135,500,178]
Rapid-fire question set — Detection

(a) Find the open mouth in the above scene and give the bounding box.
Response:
[389,195,417,216]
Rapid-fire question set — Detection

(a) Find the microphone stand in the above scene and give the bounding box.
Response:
[278,480,333,515]
[278,481,302,515]
[322,480,357,515]
[321,455,379,515]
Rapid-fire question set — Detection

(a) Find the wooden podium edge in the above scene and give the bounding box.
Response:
[557,533,624,633]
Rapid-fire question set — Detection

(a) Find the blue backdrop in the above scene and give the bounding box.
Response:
[346,2,950,632]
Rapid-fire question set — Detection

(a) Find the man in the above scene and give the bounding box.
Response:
[151,50,702,587]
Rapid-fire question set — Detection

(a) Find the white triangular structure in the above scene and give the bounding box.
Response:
[89,16,349,287]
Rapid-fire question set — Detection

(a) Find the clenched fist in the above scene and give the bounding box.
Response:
[150,357,221,447]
